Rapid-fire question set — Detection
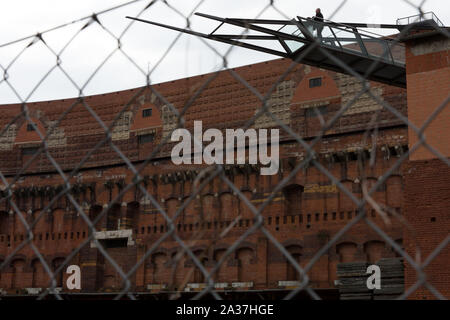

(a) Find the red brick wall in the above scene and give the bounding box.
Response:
[403,32,450,299]
[0,57,410,295]
[403,159,450,299]
[406,34,450,161]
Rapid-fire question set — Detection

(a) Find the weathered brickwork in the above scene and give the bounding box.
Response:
[403,31,450,299]
[0,34,445,298]
[403,159,450,300]
[0,56,410,296]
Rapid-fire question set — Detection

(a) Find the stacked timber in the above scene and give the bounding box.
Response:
[337,262,372,300]
[337,258,405,300]
[373,258,404,300]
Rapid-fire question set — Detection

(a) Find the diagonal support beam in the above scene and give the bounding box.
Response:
[127,13,406,88]
[195,12,309,44]
[126,16,289,57]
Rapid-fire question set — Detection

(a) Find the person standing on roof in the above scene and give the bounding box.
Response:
[312,8,324,40]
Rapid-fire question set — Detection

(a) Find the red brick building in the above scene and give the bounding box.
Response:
[0,25,447,300]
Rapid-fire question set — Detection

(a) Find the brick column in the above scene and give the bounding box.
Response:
[402,30,450,299]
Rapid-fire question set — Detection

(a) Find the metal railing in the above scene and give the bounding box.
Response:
[397,11,445,27]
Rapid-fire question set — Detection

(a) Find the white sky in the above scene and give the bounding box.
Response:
[0,0,448,103]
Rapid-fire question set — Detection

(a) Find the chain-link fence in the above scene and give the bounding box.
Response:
[0,0,448,301]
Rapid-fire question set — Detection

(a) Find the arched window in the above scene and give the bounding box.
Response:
[11,259,26,289]
[364,240,385,264]
[166,198,179,219]
[213,249,227,282]
[52,209,65,234]
[282,185,304,215]
[285,245,303,281]
[386,176,403,209]
[220,193,237,221]
[31,259,45,288]
[193,250,207,283]
[236,248,254,282]
[336,242,357,263]
[52,257,65,288]
[152,253,167,284]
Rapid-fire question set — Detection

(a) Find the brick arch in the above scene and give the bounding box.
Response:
[339,179,356,210]
[191,248,208,283]
[336,242,358,263]
[235,245,256,261]
[191,246,208,258]
[282,239,305,249]
[235,241,257,255]
[51,208,66,233]
[30,258,48,288]
[146,247,170,265]
[181,195,196,219]
[9,254,27,264]
[164,196,179,202]
[28,254,50,268]
[213,248,228,282]
[165,197,179,219]
[213,242,231,252]
[150,252,168,284]
[238,190,253,219]
[236,247,255,282]
[285,244,303,254]
[178,194,190,210]
[219,192,238,220]
[127,200,140,208]
[284,244,303,281]
[200,190,215,197]
[363,176,381,190]
[167,248,182,265]
[364,177,385,206]
[340,178,354,184]
[202,193,219,221]
[48,252,68,261]
[10,257,27,289]
[51,257,66,288]
[363,240,385,264]
[386,175,403,209]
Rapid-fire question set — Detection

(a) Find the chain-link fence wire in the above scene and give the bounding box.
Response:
[0,0,448,300]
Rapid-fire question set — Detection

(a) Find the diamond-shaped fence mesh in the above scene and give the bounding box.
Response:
[0,0,448,301]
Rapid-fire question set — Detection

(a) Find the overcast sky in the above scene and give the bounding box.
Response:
[0,0,448,104]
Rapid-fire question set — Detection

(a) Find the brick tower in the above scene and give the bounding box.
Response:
[402,23,450,299]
